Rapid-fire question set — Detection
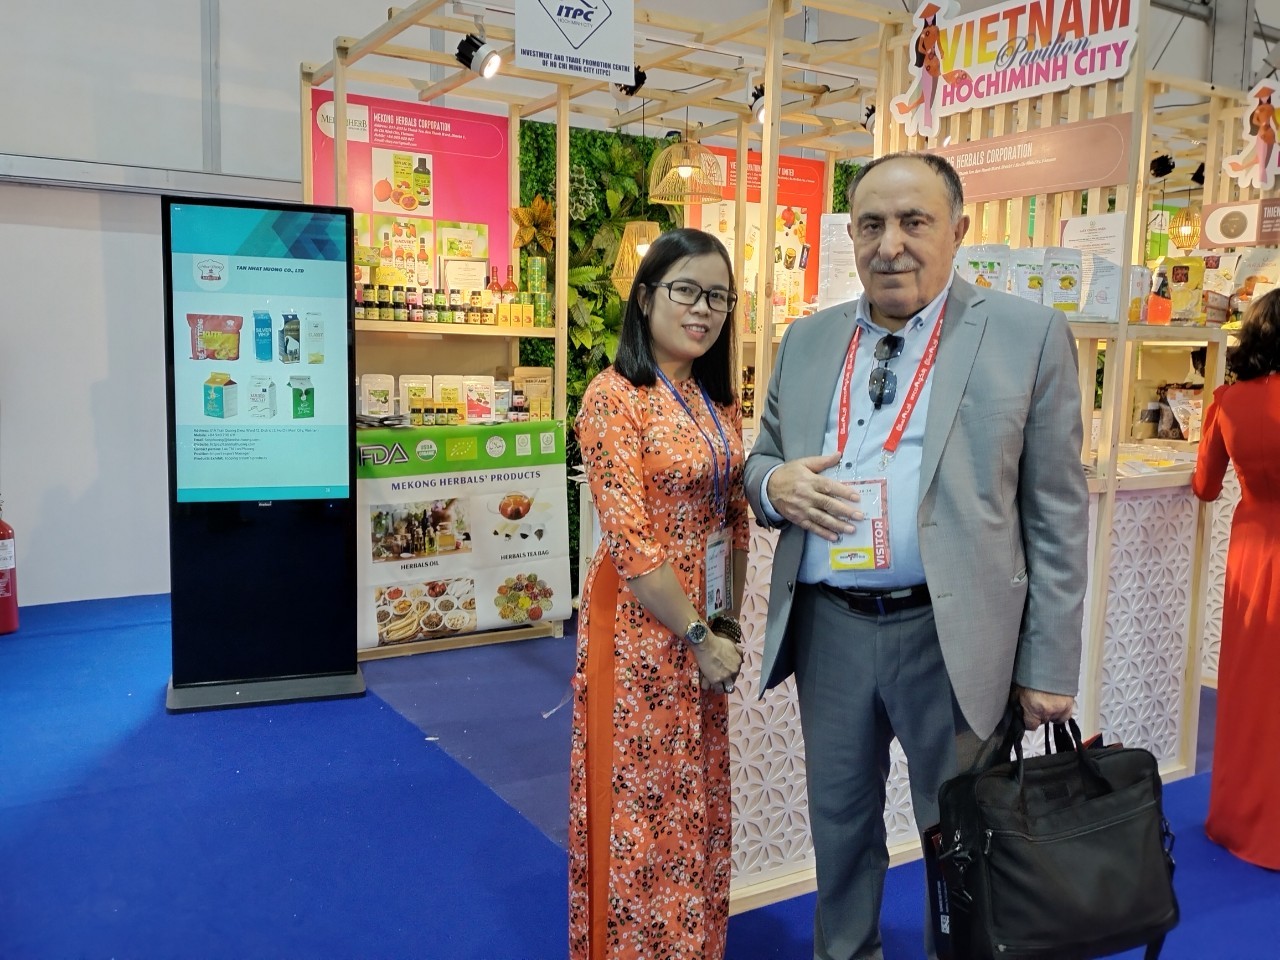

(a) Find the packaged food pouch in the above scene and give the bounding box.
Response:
[1166,385,1204,441]
[1164,256,1206,323]
[187,314,244,361]
[361,373,395,416]
[1044,248,1083,312]
[956,244,1011,293]
[434,375,464,425]
[463,376,495,422]
[398,375,432,417]
[1010,248,1047,303]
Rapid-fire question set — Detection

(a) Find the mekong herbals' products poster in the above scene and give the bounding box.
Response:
[168,203,351,502]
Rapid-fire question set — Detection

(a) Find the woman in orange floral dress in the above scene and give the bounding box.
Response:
[570,228,750,959]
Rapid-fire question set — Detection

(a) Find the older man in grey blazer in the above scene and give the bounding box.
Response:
[744,152,1089,960]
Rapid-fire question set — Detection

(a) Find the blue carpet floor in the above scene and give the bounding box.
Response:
[0,596,567,959]
[363,628,576,850]
[2,595,1276,959]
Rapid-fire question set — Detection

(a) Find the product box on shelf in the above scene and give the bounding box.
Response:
[289,376,316,419]
[203,373,238,418]
[248,376,277,419]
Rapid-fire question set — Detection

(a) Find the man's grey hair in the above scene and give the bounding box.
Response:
[845,152,966,223]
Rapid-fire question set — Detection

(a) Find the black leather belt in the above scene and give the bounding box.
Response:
[814,581,932,616]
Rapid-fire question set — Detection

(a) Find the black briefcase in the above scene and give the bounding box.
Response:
[930,716,1178,960]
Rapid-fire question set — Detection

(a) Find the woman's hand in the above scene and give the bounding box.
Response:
[693,631,743,693]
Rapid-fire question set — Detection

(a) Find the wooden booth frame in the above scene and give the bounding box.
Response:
[299,0,1248,912]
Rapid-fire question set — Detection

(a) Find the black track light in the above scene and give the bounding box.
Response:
[750,84,767,125]
[1192,162,1205,186]
[1149,154,1176,179]
[456,33,501,79]
[613,66,647,99]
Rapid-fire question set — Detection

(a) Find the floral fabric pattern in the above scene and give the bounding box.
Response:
[569,367,749,960]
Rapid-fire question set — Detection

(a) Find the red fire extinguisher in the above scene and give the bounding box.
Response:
[0,499,17,635]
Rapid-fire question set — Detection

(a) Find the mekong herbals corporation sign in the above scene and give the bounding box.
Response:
[516,0,634,84]
[891,0,1137,141]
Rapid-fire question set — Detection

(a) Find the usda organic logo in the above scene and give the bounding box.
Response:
[415,439,439,462]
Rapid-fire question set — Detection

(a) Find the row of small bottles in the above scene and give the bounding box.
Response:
[355,265,519,324]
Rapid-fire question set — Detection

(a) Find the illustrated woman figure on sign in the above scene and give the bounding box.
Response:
[1226,83,1278,190]
[891,2,969,140]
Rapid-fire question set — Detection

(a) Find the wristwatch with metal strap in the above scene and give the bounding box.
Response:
[683,619,709,646]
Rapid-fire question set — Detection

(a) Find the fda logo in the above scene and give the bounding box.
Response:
[359,443,410,467]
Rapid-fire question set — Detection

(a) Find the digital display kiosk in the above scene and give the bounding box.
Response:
[162,197,362,710]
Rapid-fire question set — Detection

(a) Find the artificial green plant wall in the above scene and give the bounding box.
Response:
[516,123,675,586]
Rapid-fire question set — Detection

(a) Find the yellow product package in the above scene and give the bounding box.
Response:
[1163,257,1206,324]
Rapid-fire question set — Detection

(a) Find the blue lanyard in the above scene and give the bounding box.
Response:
[657,370,733,524]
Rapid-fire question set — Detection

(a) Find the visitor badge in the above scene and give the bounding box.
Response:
[705,527,732,618]
[828,479,892,571]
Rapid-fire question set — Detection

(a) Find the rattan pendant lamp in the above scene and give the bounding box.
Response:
[612,97,664,297]
[648,108,724,207]
[1168,188,1202,251]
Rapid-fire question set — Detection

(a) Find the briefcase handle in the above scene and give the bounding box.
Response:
[1000,712,1114,801]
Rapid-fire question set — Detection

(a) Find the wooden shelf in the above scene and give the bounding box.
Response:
[355,320,556,338]
[1070,321,1230,346]
[1116,468,1194,491]
[356,621,563,659]
[1070,321,1119,340]
[1129,324,1230,344]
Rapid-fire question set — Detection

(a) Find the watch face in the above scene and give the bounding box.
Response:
[686,621,708,645]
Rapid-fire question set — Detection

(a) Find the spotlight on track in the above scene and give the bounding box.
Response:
[456,33,501,79]
[750,84,767,126]
[613,66,647,100]
[1149,154,1176,179]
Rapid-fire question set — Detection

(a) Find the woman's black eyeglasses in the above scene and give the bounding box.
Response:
[868,334,904,409]
[652,281,738,314]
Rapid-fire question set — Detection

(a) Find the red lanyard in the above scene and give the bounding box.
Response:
[835,301,947,456]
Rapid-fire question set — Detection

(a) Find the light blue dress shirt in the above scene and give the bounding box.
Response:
[760,280,953,589]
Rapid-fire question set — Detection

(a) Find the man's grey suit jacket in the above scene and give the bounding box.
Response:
[743,276,1089,739]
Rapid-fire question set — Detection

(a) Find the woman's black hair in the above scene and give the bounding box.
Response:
[914,16,937,69]
[1229,288,1280,381]
[611,227,737,405]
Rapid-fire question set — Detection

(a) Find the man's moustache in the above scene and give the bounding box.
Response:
[870,258,920,272]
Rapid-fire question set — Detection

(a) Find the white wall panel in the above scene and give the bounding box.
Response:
[0,3,203,170]
[0,183,170,605]
[217,0,401,181]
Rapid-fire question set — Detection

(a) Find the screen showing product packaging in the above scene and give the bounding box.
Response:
[165,200,353,502]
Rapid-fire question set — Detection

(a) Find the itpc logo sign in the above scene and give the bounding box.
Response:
[536,0,612,49]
